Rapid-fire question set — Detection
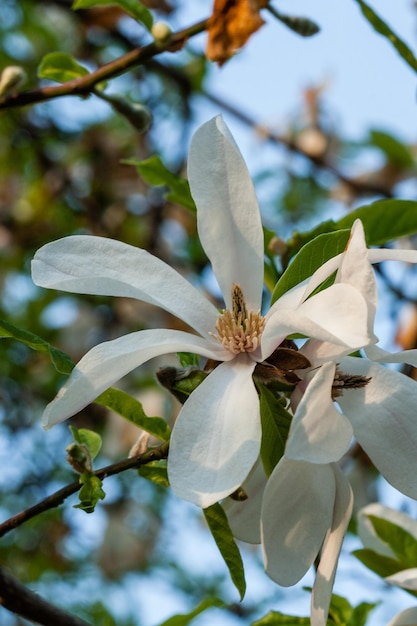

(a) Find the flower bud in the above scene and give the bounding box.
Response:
[0,65,27,96]
[151,22,172,47]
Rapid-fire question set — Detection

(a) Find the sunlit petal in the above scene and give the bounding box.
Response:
[338,357,417,500]
[32,236,219,338]
[188,116,264,311]
[42,329,229,429]
[366,343,417,368]
[311,465,353,626]
[260,284,373,360]
[168,355,260,507]
[285,362,353,463]
[261,458,335,586]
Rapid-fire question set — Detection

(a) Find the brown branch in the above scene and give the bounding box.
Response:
[0,19,208,110]
[203,91,393,198]
[0,441,169,538]
[0,566,92,626]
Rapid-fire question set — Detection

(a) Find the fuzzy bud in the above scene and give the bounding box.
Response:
[0,65,27,96]
[151,22,172,47]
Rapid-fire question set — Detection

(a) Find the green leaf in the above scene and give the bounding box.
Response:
[369,129,414,168]
[38,52,89,83]
[203,503,246,600]
[336,199,417,245]
[327,592,353,624]
[138,461,169,487]
[367,515,417,567]
[272,230,351,303]
[257,383,292,476]
[275,199,417,301]
[177,352,200,368]
[0,317,74,374]
[252,611,310,625]
[75,473,106,513]
[352,548,406,578]
[95,387,171,441]
[157,366,208,405]
[347,602,378,626]
[353,0,417,74]
[72,0,153,31]
[123,156,196,212]
[158,598,224,626]
[70,426,102,460]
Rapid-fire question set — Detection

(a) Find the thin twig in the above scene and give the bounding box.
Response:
[0,566,92,626]
[0,441,169,538]
[0,19,208,110]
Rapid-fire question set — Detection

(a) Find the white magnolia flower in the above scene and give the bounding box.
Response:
[386,608,417,626]
[225,225,417,626]
[32,115,373,508]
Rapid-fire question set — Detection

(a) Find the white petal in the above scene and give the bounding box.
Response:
[188,116,264,311]
[42,329,229,429]
[311,465,353,626]
[168,355,261,507]
[385,568,417,590]
[261,283,374,360]
[335,220,377,332]
[261,458,335,586]
[387,607,417,626]
[301,338,358,366]
[369,248,417,264]
[223,458,266,544]
[32,236,219,338]
[357,503,417,558]
[366,344,417,368]
[338,357,417,499]
[285,362,353,463]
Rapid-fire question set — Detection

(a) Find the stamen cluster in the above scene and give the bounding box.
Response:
[213,284,265,354]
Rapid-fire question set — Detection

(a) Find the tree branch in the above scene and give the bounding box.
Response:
[0,441,169,538]
[0,566,93,626]
[0,19,208,110]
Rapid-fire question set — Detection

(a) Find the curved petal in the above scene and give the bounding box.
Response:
[311,465,353,626]
[261,458,335,586]
[42,329,229,429]
[260,284,374,360]
[301,338,358,366]
[223,457,266,544]
[387,608,417,626]
[168,355,260,507]
[366,344,417,368]
[335,220,377,332]
[285,362,353,464]
[32,236,219,338]
[385,569,417,590]
[369,248,417,264]
[338,357,417,500]
[357,503,417,558]
[188,116,264,311]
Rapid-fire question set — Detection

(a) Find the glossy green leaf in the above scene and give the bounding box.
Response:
[177,352,200,368]
[38,52,89,83]
[72,0,153,31]
[158,598,224,626]
[369,129,414,168]
[353,0,417,74]
[272,230,350,303]
[0,318,74,374]
[124,156,196,212]
[367,515,417,567]
[139,461,169,487]
[70,426,102,460]
[203,503,246,600]
[95,387,171,441]
[75,473,106,514]
[157,366,208,405]
[257,383,292,476]
[252,611,310,625]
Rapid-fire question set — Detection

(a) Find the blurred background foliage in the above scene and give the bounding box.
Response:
[1,1,417,625]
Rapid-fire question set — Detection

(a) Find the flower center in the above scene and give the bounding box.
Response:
[212,284,265,354]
